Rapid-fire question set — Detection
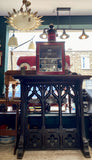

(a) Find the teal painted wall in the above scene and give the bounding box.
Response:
[42,15,92,25]
[0,17,8,97]
[0,15,92,97]
[41,15,92,29]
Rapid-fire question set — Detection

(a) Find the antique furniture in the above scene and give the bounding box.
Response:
[13,72,91,159]
[0,70,22,154]
[36,42,65,75]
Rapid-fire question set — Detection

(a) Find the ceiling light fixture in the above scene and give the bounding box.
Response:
[60,29,69,39]
[40,8,71,41]
[8,32,18,47]
[5,0,43,31]
[40,8,89,41]
[28,41,35,49]
[40,29,48,39]
[57,7,71,40]
[79,29,89,39]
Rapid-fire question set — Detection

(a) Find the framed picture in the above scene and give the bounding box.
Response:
[36,42,65,75]
[0,51,2,66]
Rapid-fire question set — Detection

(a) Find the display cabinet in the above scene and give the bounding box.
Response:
[36,42,65,75]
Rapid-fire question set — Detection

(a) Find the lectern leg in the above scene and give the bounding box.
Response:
[17,135,24,159]
[82,137,91,158]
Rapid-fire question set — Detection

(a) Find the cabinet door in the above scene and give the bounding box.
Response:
[36,42,65,75]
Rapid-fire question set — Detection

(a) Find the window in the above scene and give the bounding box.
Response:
[85,80,92,98]
[81,55,90,69]
[8,29,92,71]
[86,79,92,89]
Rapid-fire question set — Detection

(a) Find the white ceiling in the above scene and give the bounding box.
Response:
[0,0,92,16]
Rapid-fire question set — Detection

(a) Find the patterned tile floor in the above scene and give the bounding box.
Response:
[0,143,92,160]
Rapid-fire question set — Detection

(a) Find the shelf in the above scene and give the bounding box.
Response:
[41,63,58,66]
[27,113,41,117]
[27,112,77,117]
[40,58,60,59]
[0,111,16,115]
[0,99,6,104]
[0,99,20,105]
[27,112,89,117]
[0,129,17,136]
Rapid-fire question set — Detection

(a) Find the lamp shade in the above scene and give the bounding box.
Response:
[40,30,47,39]
[8,34,18,47]
[60,29,69,39]
[28,41,35,49]
[79,29,89,39]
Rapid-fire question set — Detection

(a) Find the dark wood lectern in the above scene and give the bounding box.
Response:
[14,72,91,159]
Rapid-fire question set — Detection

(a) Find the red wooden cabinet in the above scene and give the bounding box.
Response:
[36,42,65,75]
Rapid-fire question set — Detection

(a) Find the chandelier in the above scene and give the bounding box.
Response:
[5,0,43,31]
